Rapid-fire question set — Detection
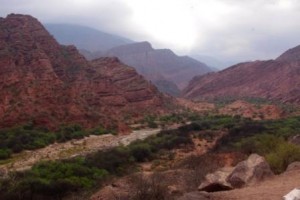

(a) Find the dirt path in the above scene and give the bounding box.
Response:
[209,169,300,200]
[0,128,161,172]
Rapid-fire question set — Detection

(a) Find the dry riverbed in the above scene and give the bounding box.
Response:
[0,128,161,173]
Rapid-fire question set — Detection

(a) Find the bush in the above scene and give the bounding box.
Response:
[86,147,134,175]
[0,127,56,154]
[266,142,300,174]
[130,143,153,162]
[89,126,109,135]
[0,158,109,200]
[129,173,172,200]
[0,149,11,159]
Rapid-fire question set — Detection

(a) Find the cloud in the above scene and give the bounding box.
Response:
[1,0,300,62]
[190,0,300,61]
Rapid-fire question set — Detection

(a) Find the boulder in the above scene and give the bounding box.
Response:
[286,162,300,172]
[226,154,273,188]
[198,167,234,192]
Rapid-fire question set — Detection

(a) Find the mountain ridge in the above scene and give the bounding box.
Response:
[182,47,300,104]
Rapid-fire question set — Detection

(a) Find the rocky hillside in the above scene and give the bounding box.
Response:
[0,14,170,130]
[183,46,300,104]
[45,24,133,52]
[276,44,300,62]
[82,42,213,96]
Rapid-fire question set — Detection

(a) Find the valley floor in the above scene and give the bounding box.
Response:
[0,128,161,172]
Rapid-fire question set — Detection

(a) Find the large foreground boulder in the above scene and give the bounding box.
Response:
[198,154,273,192]
[227,154,274,188]
[198,167,234,192]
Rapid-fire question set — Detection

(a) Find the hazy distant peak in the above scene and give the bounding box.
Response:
[113,41,153,51]
[106,41,154,56]
[155,48,175,55]
[45,23,133,52]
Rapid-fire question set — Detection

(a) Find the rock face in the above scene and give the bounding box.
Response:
[0,14,170,130]
[198,154,273,192]
[83,42,213,96]
[183,46,300,104]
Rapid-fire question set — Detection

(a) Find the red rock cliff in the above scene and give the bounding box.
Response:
[0,14,171,129]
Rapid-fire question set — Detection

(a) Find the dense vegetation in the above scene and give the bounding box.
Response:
[0,124,113,160]
[214,116,300,173]
[0,125,194,200]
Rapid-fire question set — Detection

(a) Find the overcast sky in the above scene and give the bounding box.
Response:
[1,0,300,63]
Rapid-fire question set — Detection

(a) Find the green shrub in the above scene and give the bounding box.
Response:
[130,143,152,162]
[0,149,11,159]
[148,120,158,128]
[266,142,300,174]
[86,147,134,174]
[0,158,109,199]
[0,127,56,154]
[89,126,109,135]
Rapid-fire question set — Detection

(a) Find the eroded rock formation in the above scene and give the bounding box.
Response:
[0,14,172,130]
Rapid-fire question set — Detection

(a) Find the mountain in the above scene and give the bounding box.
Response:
[44,24,133,52]
[0,14,171,130]
[182,46,300,104]
[276,45,300,62]
[84,42,214,96]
